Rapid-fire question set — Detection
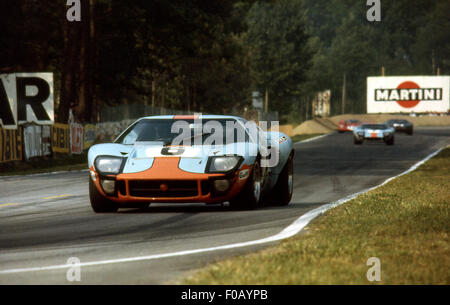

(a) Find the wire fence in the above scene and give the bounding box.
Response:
[1,103,279,162]
[100,103,278,124]
[100,104,194,122]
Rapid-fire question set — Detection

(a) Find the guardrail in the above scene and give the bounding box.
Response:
[0,123,89,163]
[0,110,280,163]
[0,128,23,162]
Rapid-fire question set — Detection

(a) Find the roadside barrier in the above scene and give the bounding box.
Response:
[0,122,95,163]
[51,123,70,154]
[0,127,23,162]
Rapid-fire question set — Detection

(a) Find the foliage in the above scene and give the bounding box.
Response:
[0,0,448,124]
[303,0,449,117]
[246,0,312,116]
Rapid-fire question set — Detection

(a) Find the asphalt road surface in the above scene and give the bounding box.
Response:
[0,127,449,284]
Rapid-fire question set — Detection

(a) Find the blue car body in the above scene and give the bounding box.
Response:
[353,123,395,145]
[88,115,294,211]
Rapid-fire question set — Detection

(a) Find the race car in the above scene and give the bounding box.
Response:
[353,123,395,145]
[88,115,294,212]
[338,119,361,133]
[385,119,413,135]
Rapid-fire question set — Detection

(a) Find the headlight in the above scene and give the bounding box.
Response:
[95,156,124,175]
[213,179,231,193]
[100,179,116,195]
[207,156,242,173]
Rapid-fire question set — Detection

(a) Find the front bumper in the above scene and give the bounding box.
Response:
[90,157,251,204]
[393,126,412,132]
[354,133,393,142]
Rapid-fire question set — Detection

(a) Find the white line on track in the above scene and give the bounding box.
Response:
[42,194,71,200]
[294,133,333,144]
[0,144,447,275]
[0,169,89,180]
[0,203,19,208]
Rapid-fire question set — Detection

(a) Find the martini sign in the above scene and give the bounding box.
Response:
[367,76,449,113]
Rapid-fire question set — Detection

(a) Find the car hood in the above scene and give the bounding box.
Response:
[89,142,257,174]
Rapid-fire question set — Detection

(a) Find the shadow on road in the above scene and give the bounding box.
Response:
[117,201,321,214]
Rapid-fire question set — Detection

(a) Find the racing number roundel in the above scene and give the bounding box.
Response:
[396,81,420,108]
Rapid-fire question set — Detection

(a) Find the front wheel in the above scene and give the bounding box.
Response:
[271,152,294,206]
[89,178,118,213]
[229,160,262,210]
[385,137,394,145]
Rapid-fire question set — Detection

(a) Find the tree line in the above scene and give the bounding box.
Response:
[0,0,448,124]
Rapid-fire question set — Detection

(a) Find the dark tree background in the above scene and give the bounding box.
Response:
[0,0,448,124]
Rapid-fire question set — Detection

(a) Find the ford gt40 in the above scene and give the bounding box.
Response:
[353,123,395,145]
[88,115,294,212]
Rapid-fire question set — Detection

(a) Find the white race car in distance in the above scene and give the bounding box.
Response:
[353,123,395,145]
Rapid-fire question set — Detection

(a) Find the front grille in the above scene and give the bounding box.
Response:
[128,180,198,198]
[200,180,211,195]
[117,180,126,196]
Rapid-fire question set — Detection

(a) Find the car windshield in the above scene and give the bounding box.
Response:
[115,118,250,145]
[360,124,388,130]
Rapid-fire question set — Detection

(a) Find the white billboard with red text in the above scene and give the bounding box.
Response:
[367,76,449,113]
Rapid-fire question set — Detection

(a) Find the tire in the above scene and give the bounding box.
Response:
[229,159,262,210]
[386,137,394,145]
[89,178,118,213]
[271,152,294,206]
[354,137,362,145]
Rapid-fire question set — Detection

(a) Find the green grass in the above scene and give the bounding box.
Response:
[291,134,324,143]
[0,153,87,176]
[183,147,450,285]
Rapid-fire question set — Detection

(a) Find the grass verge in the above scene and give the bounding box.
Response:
[183,147,450,284]
[0,153,87,176]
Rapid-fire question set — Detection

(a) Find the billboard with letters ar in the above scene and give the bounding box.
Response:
[0,72,54,129]
[367,76,449,113]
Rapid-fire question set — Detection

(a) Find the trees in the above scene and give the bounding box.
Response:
[89,0,256,120]
[411,0,450,75]
[302,0,449,117]
[322,12,378,114]
[1,1,447,123]
[0,0,256,123]
[246,0,312,116]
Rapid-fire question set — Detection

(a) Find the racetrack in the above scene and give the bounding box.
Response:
[0,127,449,284]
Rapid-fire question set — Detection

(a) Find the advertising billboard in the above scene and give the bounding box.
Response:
[367,76,449,113]
[0,72,54,129]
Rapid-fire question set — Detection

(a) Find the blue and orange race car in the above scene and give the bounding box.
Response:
[88,115,294,212]
[353,123,395,145]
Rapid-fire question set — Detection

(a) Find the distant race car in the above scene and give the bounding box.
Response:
[88,115,294,212]
[353,123,395,145]
[338,119,361,133]
[385,119,413,135]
